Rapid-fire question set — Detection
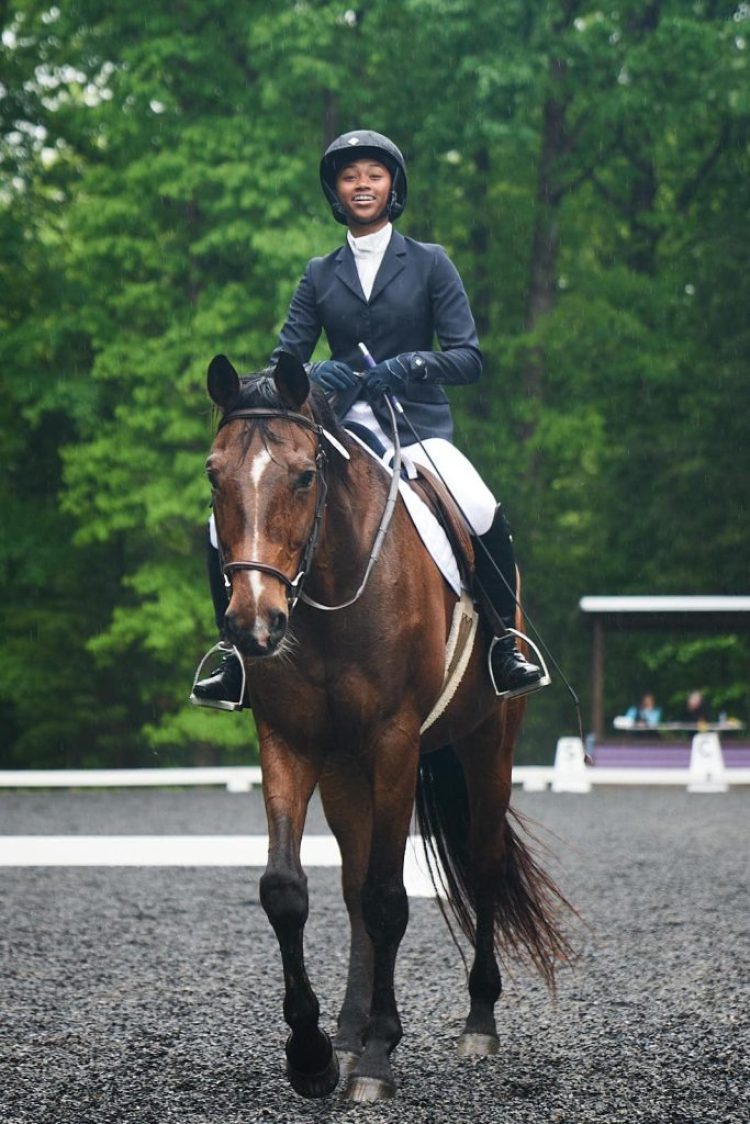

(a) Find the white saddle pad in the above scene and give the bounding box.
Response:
[346,431,462,596]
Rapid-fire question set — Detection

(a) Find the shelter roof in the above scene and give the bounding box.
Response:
[579,595,750,631]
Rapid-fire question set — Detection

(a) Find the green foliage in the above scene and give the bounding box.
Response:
[1,0,748,767]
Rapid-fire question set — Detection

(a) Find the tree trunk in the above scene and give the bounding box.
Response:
[522,55,568,454]
[464,145,492,422]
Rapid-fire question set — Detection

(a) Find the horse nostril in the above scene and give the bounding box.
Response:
[268,609,288,639]
[224,609,240,642]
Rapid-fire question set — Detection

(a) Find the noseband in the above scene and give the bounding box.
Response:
[216,407,335,610]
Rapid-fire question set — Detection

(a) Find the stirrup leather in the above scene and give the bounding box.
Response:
[488,627,551,700]
[189,641,246,712]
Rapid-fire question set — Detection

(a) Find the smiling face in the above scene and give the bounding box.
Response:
[335,158,393,235]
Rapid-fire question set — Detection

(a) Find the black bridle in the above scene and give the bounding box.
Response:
[214,395,403,614]
[216,407,331,611]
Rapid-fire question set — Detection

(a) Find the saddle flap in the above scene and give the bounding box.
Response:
[409,464,475,587]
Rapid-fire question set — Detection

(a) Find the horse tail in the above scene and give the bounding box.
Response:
[414,744,576,990]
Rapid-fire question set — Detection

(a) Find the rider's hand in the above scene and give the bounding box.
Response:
[309,360,358,394]
[363,356,409,398]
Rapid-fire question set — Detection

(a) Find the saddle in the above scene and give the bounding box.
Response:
[408,463,475,589]
[344,423,473,594]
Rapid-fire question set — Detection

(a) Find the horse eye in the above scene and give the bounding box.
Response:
[297,469,316,490]
[206,468,218,490]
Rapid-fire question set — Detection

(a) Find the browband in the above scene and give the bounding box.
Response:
[218,408,350,459]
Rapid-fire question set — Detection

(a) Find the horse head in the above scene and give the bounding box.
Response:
[206,351,323,658]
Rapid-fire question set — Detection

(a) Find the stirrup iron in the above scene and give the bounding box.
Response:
[488,627,551,700]
[189,641,246,712]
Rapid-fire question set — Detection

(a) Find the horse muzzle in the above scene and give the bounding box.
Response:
[224,604,289,658]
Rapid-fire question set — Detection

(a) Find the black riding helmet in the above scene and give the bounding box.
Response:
[320,130,407,226]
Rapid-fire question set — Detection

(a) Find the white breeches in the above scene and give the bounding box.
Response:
[404,439,497,536]
[345,400,497,535]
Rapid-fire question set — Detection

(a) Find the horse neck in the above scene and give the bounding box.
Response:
[312,442,389,595]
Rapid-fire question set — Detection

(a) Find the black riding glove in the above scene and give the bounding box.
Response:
[363,356,410,398]
[309,360,359,394]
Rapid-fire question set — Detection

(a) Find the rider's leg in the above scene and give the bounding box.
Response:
[406,439,542,695]
[206,520,229,632]
[473,505,542,694]
[190,522,245,709]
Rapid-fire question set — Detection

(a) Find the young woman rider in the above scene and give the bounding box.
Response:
[191,129,543,708]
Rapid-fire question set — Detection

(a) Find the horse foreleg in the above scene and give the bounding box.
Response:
[319,756,374,1073]
[344,735,417,1103]
[258,739,339,1099]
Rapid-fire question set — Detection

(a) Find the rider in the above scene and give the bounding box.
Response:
[191,129,543,708]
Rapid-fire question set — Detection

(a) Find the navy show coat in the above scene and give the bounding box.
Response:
[272,229,482,444]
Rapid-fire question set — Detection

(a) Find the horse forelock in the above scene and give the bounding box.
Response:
[216,370,351,481]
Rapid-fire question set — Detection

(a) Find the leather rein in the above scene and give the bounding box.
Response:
[215,400,401,613]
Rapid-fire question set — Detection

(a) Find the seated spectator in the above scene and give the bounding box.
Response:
[625,693,662,727]
[683,690,710,725]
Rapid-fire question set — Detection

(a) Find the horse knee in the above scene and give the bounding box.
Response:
[361,880,408,945]
[260,867,309,935]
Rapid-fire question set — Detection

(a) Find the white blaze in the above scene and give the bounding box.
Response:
[248,448,272,608]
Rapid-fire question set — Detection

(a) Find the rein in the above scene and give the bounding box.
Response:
[300,394,402,612]
[215,398,402,613]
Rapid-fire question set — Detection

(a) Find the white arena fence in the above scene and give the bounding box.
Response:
[1,733,748,796]
[3,735,747,881]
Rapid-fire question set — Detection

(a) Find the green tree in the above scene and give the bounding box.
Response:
[1,0,748,766]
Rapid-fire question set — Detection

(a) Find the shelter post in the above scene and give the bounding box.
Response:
[592,617,604,739]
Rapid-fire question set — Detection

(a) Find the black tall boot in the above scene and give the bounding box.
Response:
[189,528,246,711]
[474,505,544,697]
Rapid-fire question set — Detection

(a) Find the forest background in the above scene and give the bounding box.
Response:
[2,0,748,769]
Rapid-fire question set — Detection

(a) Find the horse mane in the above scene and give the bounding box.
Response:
[226,370,343,433]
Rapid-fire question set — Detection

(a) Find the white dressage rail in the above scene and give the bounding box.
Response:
[518,766,750,790]
[0,764,576,791]
[1,737,748,795]
[0,766,264,793]
[540,733,750,794]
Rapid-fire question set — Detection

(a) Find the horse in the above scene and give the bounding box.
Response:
[203,350,574,1103]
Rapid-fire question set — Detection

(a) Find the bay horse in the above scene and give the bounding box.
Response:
[204,351,574,1102]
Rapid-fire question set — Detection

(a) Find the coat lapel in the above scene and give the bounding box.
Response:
[369,229,407,303]
[334,244,367,303]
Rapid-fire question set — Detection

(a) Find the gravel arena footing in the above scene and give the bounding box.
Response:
[1,786,748,1123]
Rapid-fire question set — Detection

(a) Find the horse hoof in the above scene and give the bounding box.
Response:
[457,1031,499,1057]
[286,1041,340,1099]
[335,1049,360,1078]
[344,1075,395,1103]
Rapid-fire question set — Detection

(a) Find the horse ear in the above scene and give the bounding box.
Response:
[273,351,310,411]
[207,354,240,409]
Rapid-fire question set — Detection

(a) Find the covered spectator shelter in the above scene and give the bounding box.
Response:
[579,596,750,738]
